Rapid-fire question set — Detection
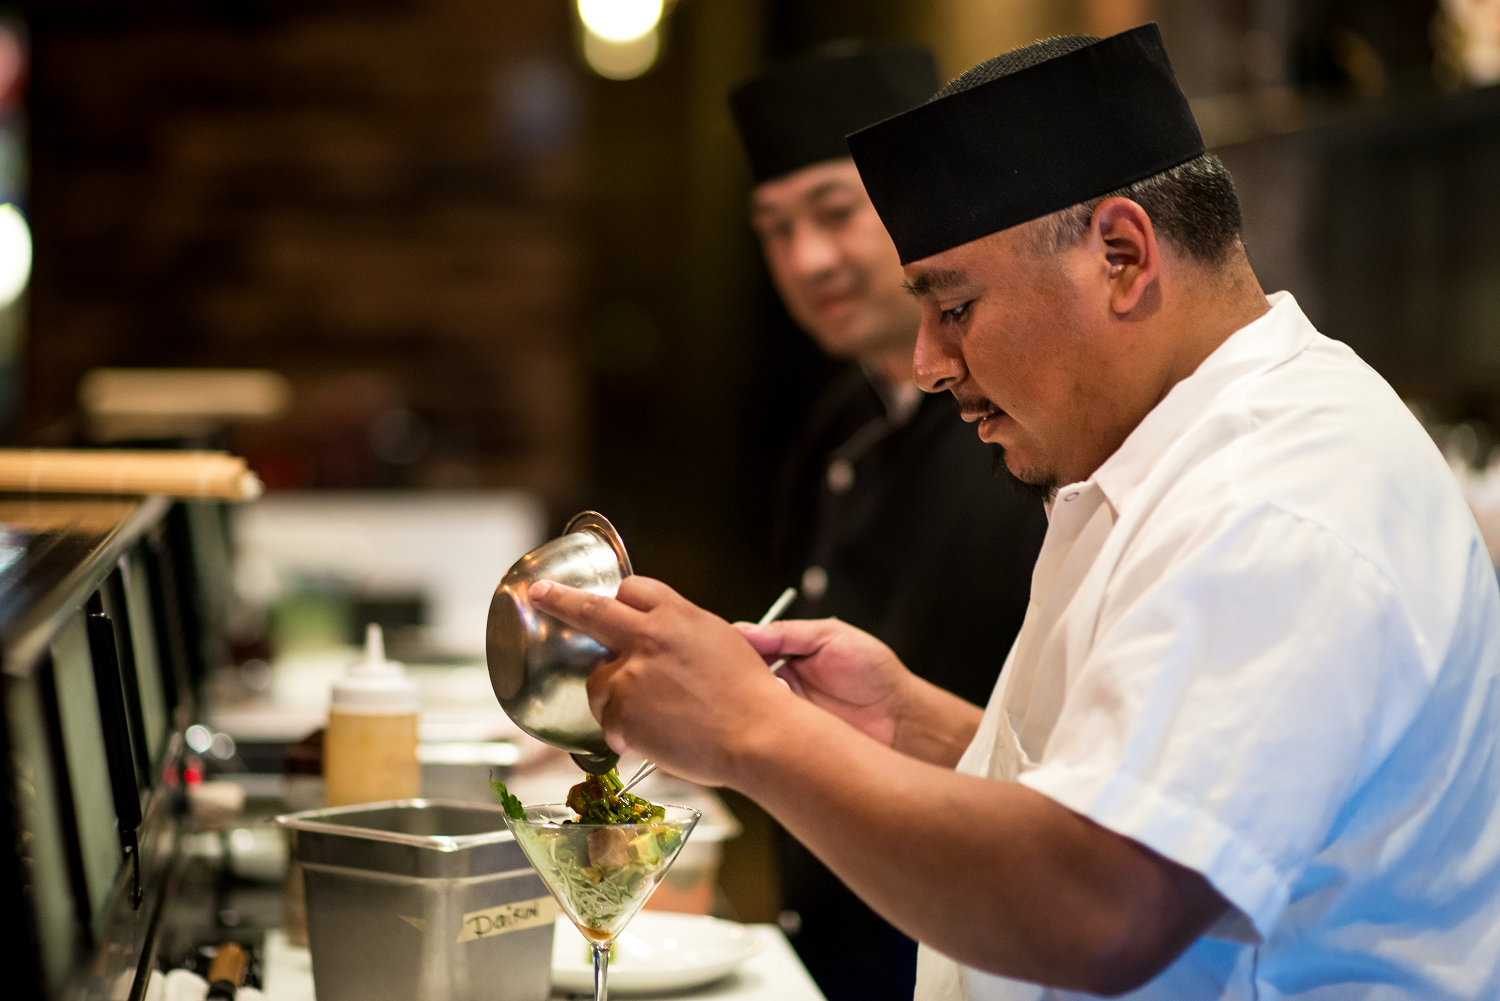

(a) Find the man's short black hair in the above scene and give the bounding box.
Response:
[1028,153,1244,263]
[931,35,1099,98]
[937,37,1244,264]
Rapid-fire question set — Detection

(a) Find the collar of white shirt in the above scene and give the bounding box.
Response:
[1076,290,1314,519]
[1001,291,1318,777]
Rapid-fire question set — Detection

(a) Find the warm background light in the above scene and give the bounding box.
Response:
[577,0,662,43]
[583,26,660,80]
[0,203,31,308]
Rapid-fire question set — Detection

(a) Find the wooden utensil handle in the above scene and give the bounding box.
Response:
[206,942,248,999]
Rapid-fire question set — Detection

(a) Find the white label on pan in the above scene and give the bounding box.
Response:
[456,895,560,942]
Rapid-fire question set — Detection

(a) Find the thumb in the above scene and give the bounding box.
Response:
[732,620,785,658]
[733,618,835,659]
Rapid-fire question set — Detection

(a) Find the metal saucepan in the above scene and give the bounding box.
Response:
[485,511,630,774]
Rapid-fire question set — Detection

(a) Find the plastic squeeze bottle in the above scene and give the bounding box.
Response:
[323,624,420,807]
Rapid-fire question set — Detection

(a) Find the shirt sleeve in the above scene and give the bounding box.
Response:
[1018,499,1433,940]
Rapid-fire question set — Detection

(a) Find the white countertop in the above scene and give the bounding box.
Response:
[261,924,826,1001]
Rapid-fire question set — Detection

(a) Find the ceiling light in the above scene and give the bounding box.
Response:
[577,0,663,43]
[583,26,660,80]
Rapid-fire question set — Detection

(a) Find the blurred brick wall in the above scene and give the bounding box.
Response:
[25,0,587,497]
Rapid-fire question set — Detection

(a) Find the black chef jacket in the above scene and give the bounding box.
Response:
[772,366,1048,1001]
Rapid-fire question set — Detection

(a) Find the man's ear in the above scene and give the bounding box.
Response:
[1090,197,1159,316]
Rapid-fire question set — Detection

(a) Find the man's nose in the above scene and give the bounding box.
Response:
[788,220,840,278]
[913,311,965,393]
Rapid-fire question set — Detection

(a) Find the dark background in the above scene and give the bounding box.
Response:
[18,0,1499,619]
[10,0,1500,921]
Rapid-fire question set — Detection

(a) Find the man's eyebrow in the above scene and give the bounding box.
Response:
[902,269,968,297]
[751,179,857,218]
[804,180,855,202]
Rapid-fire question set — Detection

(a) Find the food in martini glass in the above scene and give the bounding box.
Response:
[493,771,700,1001]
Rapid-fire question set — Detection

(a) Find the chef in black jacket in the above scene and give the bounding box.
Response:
[729,43,1048,1001]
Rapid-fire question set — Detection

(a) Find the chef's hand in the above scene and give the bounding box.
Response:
[527,575,795,787]
[733,618,912,748]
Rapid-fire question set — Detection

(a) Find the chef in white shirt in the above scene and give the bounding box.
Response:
[526,25,1500,1000]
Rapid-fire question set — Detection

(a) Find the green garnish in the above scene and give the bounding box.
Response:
[491,776,526,820]
[565,770,667,825]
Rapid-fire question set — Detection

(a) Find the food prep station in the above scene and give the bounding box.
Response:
[0,494,826,1001]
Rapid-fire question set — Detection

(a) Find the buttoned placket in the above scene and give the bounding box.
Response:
[989,481,1117,774]
[800,376,924,609]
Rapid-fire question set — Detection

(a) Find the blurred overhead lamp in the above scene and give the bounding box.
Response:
[583,25,660,80]
[577,0,662,43]
[0,203,29,308]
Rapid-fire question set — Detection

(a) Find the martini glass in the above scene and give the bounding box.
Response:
[505,803,700,1001]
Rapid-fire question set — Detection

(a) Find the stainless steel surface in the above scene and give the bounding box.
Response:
[276,799,554,1001]
[418,742,520,804]
[617,587,798,797]
[0,495,210,1001]
[485,511,631,774]
[0,495,172,680]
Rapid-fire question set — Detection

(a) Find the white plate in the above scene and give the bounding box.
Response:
[551,912,763,995]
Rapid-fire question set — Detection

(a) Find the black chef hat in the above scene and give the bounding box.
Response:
[729,41,939,186]
[847,24,1205,264]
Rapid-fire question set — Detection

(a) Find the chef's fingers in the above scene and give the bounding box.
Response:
[734,618,839,660]
[599,723,632,759]
[585,653,628,729]
[776,661,808,699]
[730,622,781,665]
[600,705,632,758]
[528,579,644,649]
[613,575,682,612]
[591,678,631,757]
[596,680,635,758]
[732,620,792,659]
[731,624,805,671]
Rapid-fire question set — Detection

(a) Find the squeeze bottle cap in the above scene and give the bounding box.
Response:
[331,624,420,714]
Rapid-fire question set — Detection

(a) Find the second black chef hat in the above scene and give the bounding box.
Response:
[729,41,939,186]
[847,24,1205,264]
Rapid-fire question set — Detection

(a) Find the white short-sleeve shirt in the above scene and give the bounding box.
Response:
[916,293,1500,1001]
